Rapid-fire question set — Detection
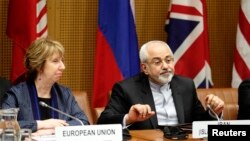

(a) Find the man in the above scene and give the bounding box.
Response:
[238,79,250,119]
[97,40,224,129]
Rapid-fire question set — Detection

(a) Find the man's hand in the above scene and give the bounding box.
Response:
[205,94,224,116]
[126,104,155,125]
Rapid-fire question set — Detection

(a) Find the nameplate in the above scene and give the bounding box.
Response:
[55,124,122,141]
[192,120,250,138]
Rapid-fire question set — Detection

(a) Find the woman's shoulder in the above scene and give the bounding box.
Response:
[54,83,72,95]
[54,83,70,90]
[9,81,28,91]
[6,81,29,97]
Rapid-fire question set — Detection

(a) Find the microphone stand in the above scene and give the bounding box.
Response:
[39,101,84,125]
[207,105,221,121]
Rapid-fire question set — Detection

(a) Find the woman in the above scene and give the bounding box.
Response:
[2,38,89,135]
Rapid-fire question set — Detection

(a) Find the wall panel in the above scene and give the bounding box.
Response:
[0,0,242,102]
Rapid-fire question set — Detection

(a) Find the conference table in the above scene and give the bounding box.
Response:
[129,129,204,141]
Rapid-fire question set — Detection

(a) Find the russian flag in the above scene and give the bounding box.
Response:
[92,0,140,108]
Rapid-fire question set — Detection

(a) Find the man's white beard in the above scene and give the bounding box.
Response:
[158,71,174,84]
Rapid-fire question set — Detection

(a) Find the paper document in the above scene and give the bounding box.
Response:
[31,135,55,141]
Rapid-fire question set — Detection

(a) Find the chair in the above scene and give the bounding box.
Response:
[12,72,27,85]
[94,107,105,123]
[72,91,94,124]
[93,91,112,123]
[0,77,11,108]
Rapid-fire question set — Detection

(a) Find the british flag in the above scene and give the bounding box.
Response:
[165,0,213,88]
[232,0,250,88]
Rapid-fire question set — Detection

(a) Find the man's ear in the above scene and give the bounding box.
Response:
[141,63,149,75]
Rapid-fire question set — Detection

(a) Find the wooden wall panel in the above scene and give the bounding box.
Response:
[0,0,242,101]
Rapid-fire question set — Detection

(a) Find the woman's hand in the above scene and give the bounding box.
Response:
[32,128,55,136]
[37,119,69,130]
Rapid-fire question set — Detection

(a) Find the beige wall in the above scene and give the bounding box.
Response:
[0,0,240,102]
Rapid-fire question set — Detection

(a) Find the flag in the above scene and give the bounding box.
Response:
[7,0,48,82]
[165,0,213,88]
[232,0,250,88]
[92,0,140,108]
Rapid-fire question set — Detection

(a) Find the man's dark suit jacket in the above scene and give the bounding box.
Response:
[97,73,212,129]
[238,78,250,119]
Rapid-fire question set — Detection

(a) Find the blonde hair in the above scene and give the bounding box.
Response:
[24,37,64,80]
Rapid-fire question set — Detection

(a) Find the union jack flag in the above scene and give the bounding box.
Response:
[232,0,250,88]
[165,0,213,88]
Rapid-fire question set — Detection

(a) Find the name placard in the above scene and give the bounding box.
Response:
[192,120,250,138]
[55,124,122,141]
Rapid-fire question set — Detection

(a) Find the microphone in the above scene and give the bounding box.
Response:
[39,101,84,125]
[206,105,221,121]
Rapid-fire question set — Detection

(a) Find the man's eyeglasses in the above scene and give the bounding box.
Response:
[148,57,174,66]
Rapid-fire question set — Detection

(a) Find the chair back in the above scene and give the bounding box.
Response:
[0,77,11,108]
[196,88,238,120]
[72,91,94,124]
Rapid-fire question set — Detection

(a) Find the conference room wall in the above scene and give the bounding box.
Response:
[0,0,240,103]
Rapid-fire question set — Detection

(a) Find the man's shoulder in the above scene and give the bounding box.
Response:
[172,75,194,84]
[173,75,192,80]
[118,73,147,84]
[239,79,250,88]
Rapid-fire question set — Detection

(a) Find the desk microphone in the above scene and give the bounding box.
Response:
[207,105,221,121]
[39,101,84,126]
